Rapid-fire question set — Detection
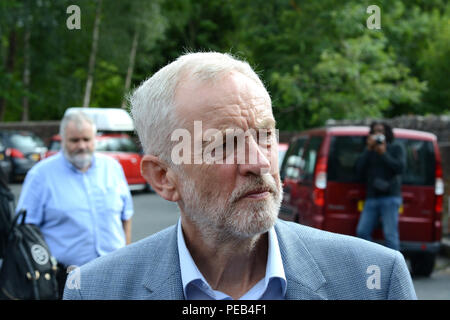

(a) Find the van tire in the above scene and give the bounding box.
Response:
[410,252,436,277]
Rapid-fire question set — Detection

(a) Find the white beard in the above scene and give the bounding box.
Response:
[63,149,93,170]
[179,170,283,244]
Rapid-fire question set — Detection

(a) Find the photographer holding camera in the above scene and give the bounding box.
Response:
[355,122,406,251]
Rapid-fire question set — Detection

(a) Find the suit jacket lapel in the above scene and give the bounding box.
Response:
[275,221,328,300]
[142,222,185,300]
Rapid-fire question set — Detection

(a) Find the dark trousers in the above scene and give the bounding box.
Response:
[356,196,401,251]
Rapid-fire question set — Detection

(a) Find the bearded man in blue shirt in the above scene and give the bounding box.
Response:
[63,52,416,300]
[17,111,134,298]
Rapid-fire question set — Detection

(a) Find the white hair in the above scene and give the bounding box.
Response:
[129,51,267,165]
[60,111,97,142]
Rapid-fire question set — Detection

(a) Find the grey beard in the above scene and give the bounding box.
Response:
[180,171,282,245]
[63,149,93,170]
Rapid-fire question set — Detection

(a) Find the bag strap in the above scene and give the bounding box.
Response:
[7,209,27,236]
[0,187,15,223]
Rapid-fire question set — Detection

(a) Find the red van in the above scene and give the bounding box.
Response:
[280,126,444,277]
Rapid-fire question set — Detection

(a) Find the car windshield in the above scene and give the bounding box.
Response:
[95,136,140,153]
[327,135,435,186]
[10,132,45,153]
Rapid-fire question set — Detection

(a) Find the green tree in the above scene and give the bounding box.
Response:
[0,0,448,127]
[231,0,429,130]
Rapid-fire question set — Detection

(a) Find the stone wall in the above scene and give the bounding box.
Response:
[0,121,60,145]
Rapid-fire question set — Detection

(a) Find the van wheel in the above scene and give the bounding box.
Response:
[410,252,436,277]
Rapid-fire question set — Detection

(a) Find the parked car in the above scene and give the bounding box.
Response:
[0,130,47,181]
[0,138,12,182]
[45,133,148,191]
[280,126,444,277]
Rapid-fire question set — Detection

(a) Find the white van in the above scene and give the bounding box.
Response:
[64,107,134,132]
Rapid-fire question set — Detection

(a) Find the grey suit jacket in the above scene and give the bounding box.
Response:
[63,219,416,300]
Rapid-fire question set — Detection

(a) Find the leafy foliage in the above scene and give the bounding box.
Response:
[0,0,448,129]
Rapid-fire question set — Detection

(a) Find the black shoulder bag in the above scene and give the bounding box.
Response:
[0,209,59,300]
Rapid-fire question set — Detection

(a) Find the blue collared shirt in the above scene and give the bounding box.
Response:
[16,152,134,267]
[177,219,287,300]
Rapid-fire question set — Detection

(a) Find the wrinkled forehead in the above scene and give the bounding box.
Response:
[174,71,274,131]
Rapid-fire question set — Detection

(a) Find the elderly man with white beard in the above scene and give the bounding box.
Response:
[17,111,133,299]
[63,52,416,300]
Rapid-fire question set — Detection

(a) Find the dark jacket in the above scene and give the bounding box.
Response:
[355,143,405,198]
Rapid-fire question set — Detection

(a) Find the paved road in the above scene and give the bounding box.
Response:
[130,190,180,242]
[413,261,450,300]
[8,183,450,300]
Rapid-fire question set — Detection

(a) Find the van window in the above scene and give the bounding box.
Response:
[280,137,307,180]
[278,149,287,170]
[327,136,366,183]
[396,138,435,186]
[300,136,323,182]
[327,136,435,186]
[96,136,140,153]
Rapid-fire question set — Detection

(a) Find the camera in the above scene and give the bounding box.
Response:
[374,134,385,144]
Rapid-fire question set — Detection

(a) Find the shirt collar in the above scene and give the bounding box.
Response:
[265,220,287,294]
[177,218,287,300]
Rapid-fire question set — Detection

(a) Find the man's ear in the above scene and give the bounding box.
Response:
[141,155,180,202]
